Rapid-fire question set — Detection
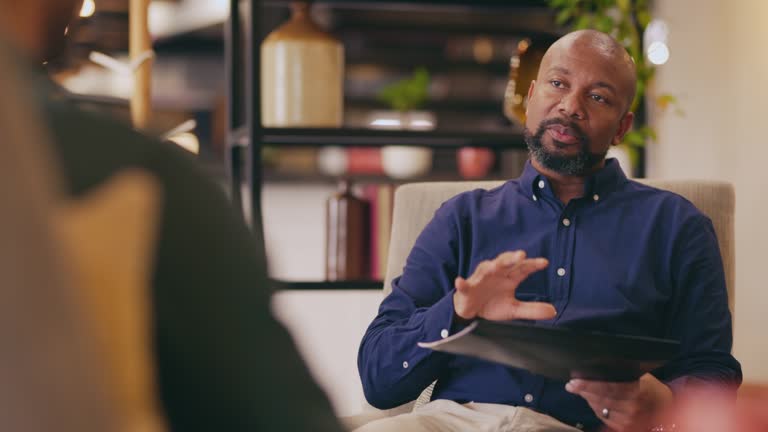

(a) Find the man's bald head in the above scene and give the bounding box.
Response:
[540,30,637,111]
[523,30,638,176]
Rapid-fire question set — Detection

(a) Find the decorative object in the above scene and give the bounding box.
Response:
[367,110,436,131]
[317,146,348,177]
[325,180,369,281]
[548,0,680,173]
[381,146,433,179]
[130,0,153,129]
[347,148,384,176]
[261,1,344,127]
[457,147,496,180]
[503,37,554,126]
[374,68,435,179]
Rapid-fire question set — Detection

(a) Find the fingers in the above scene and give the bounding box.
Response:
[457,250,550,321]
[510,301,557,320]
[566,379,640,401]
[581,396,635,432]
[496,250,527,266]
[455,275,470,293]
[566,379,649,432]
[468,251,548,286]
[505,258,549,284]
[467,259,495,285]
[572,388,638,432]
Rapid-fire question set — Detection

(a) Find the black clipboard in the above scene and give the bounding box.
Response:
[418,319,680,382]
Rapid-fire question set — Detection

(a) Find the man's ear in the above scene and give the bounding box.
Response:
[525,80,537,116]
[612,111,635,146]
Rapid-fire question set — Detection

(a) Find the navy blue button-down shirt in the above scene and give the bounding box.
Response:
[358,159,741,430]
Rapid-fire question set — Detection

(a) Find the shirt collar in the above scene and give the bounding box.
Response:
[519,158,628,201]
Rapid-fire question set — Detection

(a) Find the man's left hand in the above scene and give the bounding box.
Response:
[565,373,674,432]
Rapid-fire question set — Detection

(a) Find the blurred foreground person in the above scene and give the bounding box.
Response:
[0,2,344,430]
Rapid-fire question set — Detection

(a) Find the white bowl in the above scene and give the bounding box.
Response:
[317,146,348,176]
[381,146,433,179]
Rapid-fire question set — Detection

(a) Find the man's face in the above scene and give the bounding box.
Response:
[524,40,634,175]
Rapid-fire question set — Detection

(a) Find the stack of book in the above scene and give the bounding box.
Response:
[363,183,395,281]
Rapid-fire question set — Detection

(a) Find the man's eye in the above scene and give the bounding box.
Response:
[550,80,564,88]
[590,94,607,103]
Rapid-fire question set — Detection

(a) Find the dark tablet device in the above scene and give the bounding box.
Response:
[419,319,680,382]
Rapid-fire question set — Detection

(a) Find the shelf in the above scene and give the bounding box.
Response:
[264,0,549,11]
[259,128,526,148]
[271,279,384,290]
[345,98,509,114]
[263,172,514,184]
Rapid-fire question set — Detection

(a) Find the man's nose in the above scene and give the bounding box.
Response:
[558,93,585,120]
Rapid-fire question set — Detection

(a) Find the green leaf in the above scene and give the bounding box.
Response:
[549,0,570,7]
[639,126,657,142]
[637,10,652,28]
[656,93,677,110]
[623,130,646,147]
[602,0,616,12]
[575,14,592,30]
[556,8,573,25]
[628,145,639,168]
[596,15,615,33]
[377,67,431,111]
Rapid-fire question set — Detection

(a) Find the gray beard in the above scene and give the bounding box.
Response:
[524,122,606,176]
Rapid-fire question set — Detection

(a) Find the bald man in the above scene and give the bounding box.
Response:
[357,30,740,432]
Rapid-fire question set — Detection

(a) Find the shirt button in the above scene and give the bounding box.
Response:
[562,218,571,227]
[593,194,600,201]
[576,423,584,430]
[557,268,566,277]
[524,393,534,403]
[532,194,538,202]
[402,361,409,369]
[440,329,449,339]
[538,180,546,189]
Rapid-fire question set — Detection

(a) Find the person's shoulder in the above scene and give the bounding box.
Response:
[434,180,515,223]
[45,97,181,159]
[440,180,511,208]
[43,97,215,197]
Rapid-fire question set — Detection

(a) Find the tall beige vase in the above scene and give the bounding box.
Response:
[261,2,344,127]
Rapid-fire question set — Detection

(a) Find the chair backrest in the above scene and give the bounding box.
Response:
[384,180,736,315]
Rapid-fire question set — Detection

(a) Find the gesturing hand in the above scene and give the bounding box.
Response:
[453,250,556,321]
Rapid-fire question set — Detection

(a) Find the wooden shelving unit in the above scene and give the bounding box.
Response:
[225,0,555,289]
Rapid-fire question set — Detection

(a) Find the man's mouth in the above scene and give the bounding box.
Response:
[546,124,581,145]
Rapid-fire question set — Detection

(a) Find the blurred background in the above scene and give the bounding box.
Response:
[52,0,768,416]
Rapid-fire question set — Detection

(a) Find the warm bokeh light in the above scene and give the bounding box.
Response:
[647,41,670,65]
[644,19,671,66]
[168,132,200,155]
[80,0,96,18]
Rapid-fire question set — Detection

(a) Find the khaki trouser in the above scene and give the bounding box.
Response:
[354,399,583,432]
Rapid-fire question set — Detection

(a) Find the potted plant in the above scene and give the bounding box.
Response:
[370,67,435,179]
